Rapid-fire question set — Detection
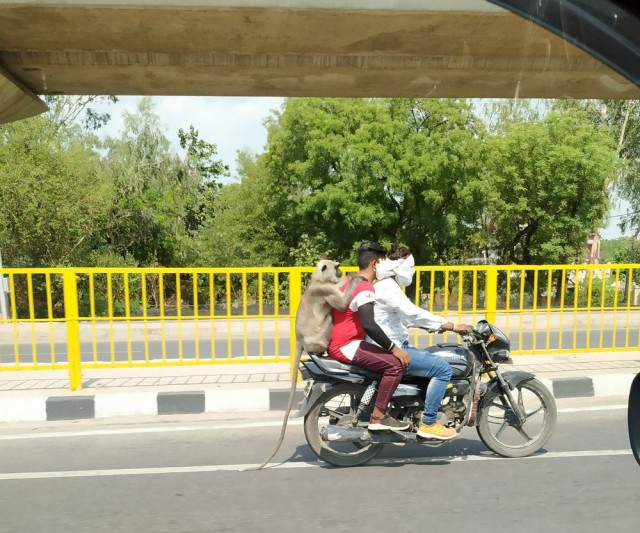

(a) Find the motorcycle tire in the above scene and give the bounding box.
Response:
[304,383,384,467]
[476,377,557,458]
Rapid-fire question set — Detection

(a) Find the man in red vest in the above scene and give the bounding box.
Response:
[328,242,411,431]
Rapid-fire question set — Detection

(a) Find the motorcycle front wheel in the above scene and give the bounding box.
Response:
[477,377,557,458]
[304,383,384,467]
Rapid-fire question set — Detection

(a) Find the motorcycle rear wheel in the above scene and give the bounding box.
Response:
[477,377,556,458]
[304,383,384,467]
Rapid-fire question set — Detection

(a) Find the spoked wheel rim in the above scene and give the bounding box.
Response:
[304,384,383,467]
[477,378,557,458]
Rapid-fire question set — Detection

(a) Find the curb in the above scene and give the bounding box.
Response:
[0,388,304,423]
[0,374,635,423]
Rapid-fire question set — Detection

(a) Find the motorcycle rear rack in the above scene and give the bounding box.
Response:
[321,425,447,447]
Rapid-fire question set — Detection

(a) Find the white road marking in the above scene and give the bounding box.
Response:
[0,403,627,441]
[0,419,304,441]
[0,449,632,481]
[557,404,627,413]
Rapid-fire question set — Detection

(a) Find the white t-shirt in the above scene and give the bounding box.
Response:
[373,278,445,345]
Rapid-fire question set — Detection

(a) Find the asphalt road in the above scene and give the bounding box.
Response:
[0,398,637,532]
[1,327,638,364]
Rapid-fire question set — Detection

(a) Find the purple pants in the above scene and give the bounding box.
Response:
[352,341,405,413]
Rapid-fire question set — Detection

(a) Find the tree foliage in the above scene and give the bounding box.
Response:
[0,115,111,266]
[98,98,228,266]
[600,236,640,264]
[203,98,489,266]
[486,110,616,265]
[0,96,227,268]
[0,96,623,272]
[553,99,640,236]
[201,98,615,268]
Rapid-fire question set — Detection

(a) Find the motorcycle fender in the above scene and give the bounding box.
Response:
[296,382,332,418]
[481,371,536,405]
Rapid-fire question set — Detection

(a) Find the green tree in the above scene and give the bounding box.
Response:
[178,125,229,233]
[101,98,227,266]
[44,95,119,134]
[240,97,489,265]
[552,99,640,239]
[600,236,640,263]
[600,100,640,236]
[485,111,616,268]
[195,150,289,266]
[0,114,111,267]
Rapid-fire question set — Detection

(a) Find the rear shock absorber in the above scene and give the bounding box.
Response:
[353,381,377,426]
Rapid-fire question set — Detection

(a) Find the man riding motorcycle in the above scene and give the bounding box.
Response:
[373,245,471,440]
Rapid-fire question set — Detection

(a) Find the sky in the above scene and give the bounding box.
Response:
[93,95,284,183]
[93,95,628,239]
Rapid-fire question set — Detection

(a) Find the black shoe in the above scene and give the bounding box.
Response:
[368,415,411,432]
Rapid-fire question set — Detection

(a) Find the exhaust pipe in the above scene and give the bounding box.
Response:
[321,425,417,444]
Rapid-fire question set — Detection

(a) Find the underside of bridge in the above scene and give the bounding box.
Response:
[1,0,639,124]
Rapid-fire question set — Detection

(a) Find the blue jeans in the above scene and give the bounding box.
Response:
[404,341,452,424]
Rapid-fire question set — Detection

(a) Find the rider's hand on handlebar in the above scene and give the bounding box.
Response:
[391,345,411,369]
[453,324,473,335]
[438,322,473,336]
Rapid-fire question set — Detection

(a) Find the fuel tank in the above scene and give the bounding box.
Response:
[426,343,473,378]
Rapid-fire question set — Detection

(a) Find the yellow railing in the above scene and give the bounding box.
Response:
[1,264,639,389]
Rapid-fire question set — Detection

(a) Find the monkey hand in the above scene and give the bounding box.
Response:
[391,345,411,369]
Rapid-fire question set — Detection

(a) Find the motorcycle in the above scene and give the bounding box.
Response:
[298,320,557,467]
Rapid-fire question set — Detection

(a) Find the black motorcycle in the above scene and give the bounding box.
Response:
[298,320,557,467]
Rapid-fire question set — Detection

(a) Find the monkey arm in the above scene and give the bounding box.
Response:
[325,276,364,312]
[358,302,395,352]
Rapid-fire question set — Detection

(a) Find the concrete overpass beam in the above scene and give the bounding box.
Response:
[0,66,48,125]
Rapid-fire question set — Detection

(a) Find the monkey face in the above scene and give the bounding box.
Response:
[316,259,341,283]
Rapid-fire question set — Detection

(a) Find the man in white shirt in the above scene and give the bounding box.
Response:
[373,246,471,440]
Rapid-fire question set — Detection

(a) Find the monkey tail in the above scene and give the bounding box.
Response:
[240,342,304,471]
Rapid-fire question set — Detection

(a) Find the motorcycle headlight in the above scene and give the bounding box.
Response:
[492,349,511,363]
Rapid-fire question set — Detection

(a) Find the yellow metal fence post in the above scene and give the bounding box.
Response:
[63,271,83,390]
[289,269,302,380]
[485,267,498,324]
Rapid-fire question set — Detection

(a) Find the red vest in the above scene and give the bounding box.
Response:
[328,280,374,362]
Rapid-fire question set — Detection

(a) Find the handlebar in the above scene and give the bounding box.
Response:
[461,328,484,344]
[418,325,482,341]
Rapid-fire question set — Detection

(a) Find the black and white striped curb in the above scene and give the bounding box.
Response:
[0,389,304,422]
[0,374,635,422]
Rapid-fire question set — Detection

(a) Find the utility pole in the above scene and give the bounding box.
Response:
[0,249,9,319]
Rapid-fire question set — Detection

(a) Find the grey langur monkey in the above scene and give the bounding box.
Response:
[243,259,364,471]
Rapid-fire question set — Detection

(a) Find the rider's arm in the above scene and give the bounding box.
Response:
[388,283,446,331]
[353,288,411,367]
[359,302,397,352]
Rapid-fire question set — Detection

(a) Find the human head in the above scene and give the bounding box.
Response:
[388,244,411,261]
[357,241,387,270]
[378,244,416,287]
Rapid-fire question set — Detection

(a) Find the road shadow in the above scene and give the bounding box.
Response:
[271,437,537,469]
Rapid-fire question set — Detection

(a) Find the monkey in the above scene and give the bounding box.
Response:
[243,259,364,471]
[295,259,363,355]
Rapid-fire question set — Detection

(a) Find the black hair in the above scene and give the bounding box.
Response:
[388,244,411,260]
[357,241,386,269]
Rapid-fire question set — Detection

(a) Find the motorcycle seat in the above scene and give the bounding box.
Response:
[308,353,381,380]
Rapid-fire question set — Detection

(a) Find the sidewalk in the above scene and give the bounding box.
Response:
[1,352,638,423]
